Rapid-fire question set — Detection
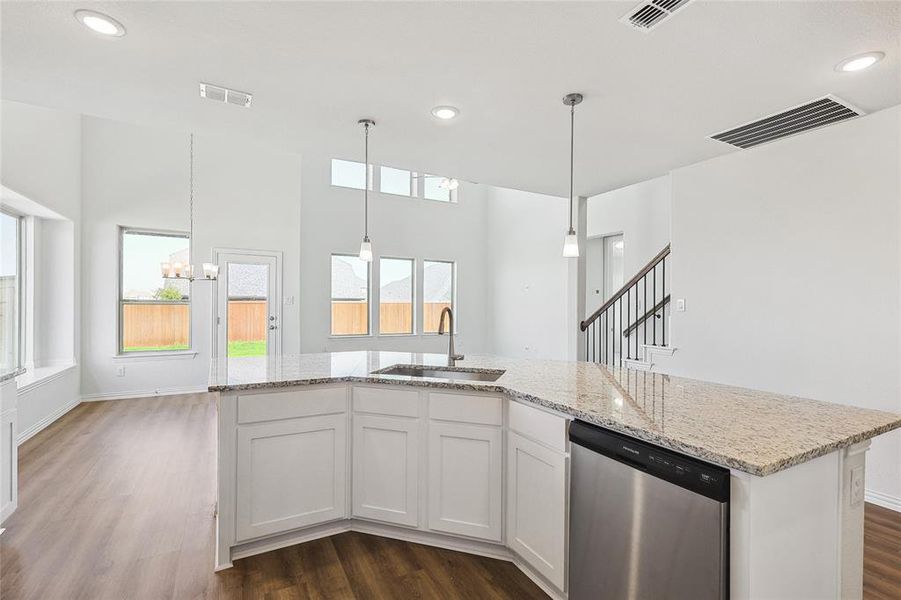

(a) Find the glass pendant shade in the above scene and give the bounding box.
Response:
[359,237,373,262]
[562,228,580,258]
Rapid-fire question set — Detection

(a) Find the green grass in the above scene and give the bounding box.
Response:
[228,340,267,357]
[123,344,189,353]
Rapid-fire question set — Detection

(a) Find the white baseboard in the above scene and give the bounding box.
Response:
[81,386,209,402]
[866,489,901,512]
[17,397,81,445]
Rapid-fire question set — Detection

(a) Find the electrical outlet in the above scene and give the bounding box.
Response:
[116,366,125,377]
[850,466,864,506]
[676,298,686,312]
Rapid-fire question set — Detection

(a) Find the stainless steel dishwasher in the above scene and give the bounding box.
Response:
[569,420,730,600]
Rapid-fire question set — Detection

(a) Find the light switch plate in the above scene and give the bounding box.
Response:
[676,298,686,312]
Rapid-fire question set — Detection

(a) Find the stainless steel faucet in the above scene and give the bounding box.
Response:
[438,306,464,366]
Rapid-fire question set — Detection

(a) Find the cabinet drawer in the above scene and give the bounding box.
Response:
[429,392,503,426]
[508,400,568,453]
[237,386,347,424]
[353,386,420,418]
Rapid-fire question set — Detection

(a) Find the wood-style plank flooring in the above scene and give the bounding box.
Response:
[1,394,900,599]
[0,394,547,600]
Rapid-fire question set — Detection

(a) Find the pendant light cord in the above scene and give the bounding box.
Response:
[189,133,194,267]
[364,122,370,239]
[569,102,575,233]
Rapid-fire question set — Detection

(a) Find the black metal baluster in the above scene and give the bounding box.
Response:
[643,276,647,348]
[634,280,639,361]
[662,256,667,347]
[653,264,657,346]
[618,297,623,367]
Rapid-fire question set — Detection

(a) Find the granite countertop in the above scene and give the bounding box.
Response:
[209,351,901,477]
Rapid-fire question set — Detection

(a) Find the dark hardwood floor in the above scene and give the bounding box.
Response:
[0,394,546,600]
[1,393,899,599]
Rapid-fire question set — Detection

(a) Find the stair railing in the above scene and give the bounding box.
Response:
[581,244,670,367]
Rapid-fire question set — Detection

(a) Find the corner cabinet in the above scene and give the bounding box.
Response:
[218,382,571,598]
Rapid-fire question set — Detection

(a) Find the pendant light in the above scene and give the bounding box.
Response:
[562,93,583,258]
[358,119,375,262]
[161,133,219,281]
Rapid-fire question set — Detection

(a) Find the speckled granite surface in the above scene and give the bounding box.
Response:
[209,351,901,477]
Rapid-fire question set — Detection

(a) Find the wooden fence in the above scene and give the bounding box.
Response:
[331,301,451,335]
[123,300,456,347]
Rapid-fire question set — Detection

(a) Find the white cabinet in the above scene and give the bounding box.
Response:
[235,413,347,541]
[352,414,420,527]
[0,379,17,526]
[507,430,567,591]
[428,422,503,541]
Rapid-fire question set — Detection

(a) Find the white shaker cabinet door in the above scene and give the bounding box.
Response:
[507,431,567,591]
[428,422,503,541]
[235,413,347,541]
[352,414,420,527]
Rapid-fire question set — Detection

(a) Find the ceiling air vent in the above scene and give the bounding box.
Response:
[621,0,695,32]
[709,95,864,149]
[199,82,253,108]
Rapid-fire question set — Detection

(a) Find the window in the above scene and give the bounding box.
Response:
[423,260,455,333]
[380,167,412,197]
[331,254,370,336]
[119,229,190,353]
[0,210,22,376]
[379,258,414,334]
[423,175,454,203]
[331,159,370,190]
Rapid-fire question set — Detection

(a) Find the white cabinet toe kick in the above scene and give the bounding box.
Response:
[216,383,872,600]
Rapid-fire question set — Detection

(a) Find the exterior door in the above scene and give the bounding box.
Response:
[215,250,280,359]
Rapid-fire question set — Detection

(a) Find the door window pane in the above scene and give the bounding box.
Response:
[227,263,269,357]
[120,230,190,352]
[423,175,451,202]
[331,159,369,190]
[379,258,414,334]
[331,254,369,335]
[0,212,21,375]
[380,167,412,196]
[423,260,454,333]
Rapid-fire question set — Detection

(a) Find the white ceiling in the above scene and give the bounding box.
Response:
[2,1,899,197]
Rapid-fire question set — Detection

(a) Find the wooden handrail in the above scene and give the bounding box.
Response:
[622,295,670,337]
[580,244,670,331]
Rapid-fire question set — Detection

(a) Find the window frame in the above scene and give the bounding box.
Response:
[117,226,193,356]
[330,158,373,192]
[1,207,25,377]
[378,165,414,198]
[377,256,416,336]
[418,174,459,204]
[422,259,457,335]
[329,252,372,338]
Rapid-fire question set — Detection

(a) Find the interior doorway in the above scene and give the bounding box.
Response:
[214,249,282,359]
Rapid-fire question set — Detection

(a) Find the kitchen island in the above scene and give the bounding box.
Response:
[210,351,901,599]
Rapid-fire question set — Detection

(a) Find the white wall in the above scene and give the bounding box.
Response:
[586,175,671,278]
[1,100,82,436]
[666,105,901,505]
[485,187,573,360]
[80,116,302,398]
[299,153,491,356]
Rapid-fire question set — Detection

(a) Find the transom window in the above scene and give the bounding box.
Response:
[331,159,458,203]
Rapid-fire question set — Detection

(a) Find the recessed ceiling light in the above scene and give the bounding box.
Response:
[74,9,126,37]
[431,106,459,120]
[835,52,884,73]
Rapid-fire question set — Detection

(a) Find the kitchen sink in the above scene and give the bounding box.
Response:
[375,365,506,382]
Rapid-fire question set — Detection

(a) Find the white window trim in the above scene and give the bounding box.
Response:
[377,256,416,336]
[117,226,193,356]
[422,259,457,335]
[330,252,372,338]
